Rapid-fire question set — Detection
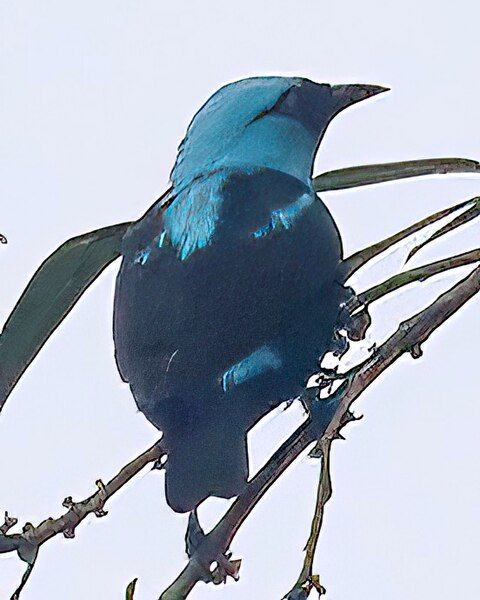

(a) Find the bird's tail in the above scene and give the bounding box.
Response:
[164,428,248,513]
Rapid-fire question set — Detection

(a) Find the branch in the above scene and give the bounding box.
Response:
[0,440,165,598]
[159,266,480,600]
[283,438,332,599]
[283,263,480,598]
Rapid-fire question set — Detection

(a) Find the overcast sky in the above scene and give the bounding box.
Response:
[0,1,479,599]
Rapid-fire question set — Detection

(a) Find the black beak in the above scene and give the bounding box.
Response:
[331,84,389,111]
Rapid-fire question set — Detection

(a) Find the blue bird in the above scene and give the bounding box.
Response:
[113,77,387,512]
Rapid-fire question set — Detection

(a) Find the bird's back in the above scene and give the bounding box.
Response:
[114,167,346,510]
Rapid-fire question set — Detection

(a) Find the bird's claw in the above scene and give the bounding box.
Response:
[327,286,372,359]
[211,552,242,584]
[343,305,372,342]
[185,511,242,585]
[302,379,349,441]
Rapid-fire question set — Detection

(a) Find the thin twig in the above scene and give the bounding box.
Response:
[0,440,165,596]
[283,439,332,599]
[10,562,35,600]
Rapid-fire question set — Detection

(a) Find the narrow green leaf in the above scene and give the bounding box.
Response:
[406,197,480,261]
[343,197,475,278]
[348,248,480,312]
[314,157,480,192]
[0,222,131,411]
[126,578,138,599]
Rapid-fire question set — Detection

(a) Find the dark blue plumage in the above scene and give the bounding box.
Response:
[113,77,386,512]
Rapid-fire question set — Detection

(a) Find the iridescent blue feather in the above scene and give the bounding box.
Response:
[163,172,228,260]
[221,345,282,392]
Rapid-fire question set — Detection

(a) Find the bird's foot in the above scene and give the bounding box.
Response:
[305,363,356,402]
[316,335,378,394]
[317,363,360,387]
[302,360,366,450]
[327,286,372,359]
[300,379,348,440]
[185,511,242,585]
[211,553,242,585]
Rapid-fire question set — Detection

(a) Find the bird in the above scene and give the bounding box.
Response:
[112,76,387,513]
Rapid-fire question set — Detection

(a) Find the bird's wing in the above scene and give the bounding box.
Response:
[0,222,131,411]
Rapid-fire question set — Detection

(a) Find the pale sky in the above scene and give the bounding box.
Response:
[0,1,479,599]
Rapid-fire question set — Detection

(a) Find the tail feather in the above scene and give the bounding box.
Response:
[164,431,248,512]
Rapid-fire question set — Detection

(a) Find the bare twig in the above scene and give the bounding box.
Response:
[283,439,332,599]
[158,266,479,599]
[10,562,35,600]
[0,512,17,534]
[0,440,165,597]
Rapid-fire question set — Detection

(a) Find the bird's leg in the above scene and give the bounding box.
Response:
[317,334,379,394]
[184,511,242,585]
[299,376,350,441]
[334,285,372,345]
[184,510,214,584]
[322,285,373,373]
[185,510,205,558]
[301,375,364,460]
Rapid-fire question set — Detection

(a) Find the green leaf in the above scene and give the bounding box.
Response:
[343,196,476,278]
[126,578,138,599]
[406,197,480,261]
[0,222,131,411]
[314,157,480,192]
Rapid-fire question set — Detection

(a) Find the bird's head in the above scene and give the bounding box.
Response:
[171,76,388,189]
